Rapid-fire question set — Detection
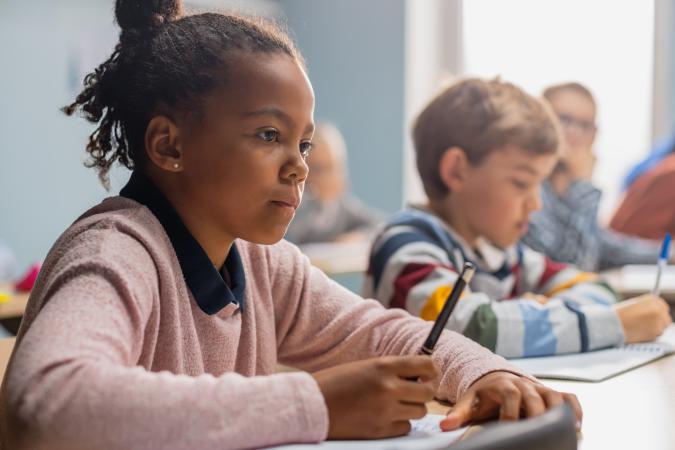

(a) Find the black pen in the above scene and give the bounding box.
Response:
[419,261,476,355]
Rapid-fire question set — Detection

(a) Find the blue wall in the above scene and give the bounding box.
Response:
[0,1,125,273]
[0,0,407,272]
[278,0,406,214]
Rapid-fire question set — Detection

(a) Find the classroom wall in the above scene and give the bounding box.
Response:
[0,0,124,273]
[667,1,675,135]
[277,0,407,214]
[0,0,407,272]
[652,0,675,140]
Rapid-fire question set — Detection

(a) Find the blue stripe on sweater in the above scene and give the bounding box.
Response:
[562,300,589,352]
[370,231,440,290]
[518,302,557,357]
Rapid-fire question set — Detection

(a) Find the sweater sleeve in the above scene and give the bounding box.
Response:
[2,233,327,450]
[523,180,603,271]
[596,228,660,270]
[272,241,528,403]
[364,230,624,359]
[561,182,661,270]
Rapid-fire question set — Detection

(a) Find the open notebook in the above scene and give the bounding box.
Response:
[266,414,467,450]
[508,325,675,382]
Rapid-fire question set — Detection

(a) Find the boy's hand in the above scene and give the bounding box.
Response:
[562,145,596,181]
[312,355,439,439]
[521,292,550,305]
[441,371,582,431]
[614,294,672,343]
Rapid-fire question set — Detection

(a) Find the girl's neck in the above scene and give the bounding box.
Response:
[149,171,234,269]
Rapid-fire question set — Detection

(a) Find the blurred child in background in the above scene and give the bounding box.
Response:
[522,82,664,271]
[285,123,383,244]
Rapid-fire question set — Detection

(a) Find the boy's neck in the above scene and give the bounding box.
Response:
[426,198,479,248]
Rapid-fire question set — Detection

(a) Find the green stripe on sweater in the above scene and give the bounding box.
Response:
[463,304,498,351]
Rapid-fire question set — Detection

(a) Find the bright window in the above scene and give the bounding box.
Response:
[462,0,655,220]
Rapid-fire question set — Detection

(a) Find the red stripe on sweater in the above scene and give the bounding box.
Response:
[508,263,521,299]
[536,258,569,290]
[391,263,457,310]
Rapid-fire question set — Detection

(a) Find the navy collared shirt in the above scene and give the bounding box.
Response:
[120,171,246,315]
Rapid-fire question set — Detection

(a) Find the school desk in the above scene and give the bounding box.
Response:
[432,330,675,450]
[602,265,675,299]
[299,241,370,275]
[0,337,15,383]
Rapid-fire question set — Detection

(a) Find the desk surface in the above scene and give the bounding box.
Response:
[602,265,675,301]
[0,284,28,320]
[0,337,15,383]
[299,241,370,275]
[429,351,675,450]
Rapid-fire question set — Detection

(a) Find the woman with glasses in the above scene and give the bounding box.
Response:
[521,82,664,271]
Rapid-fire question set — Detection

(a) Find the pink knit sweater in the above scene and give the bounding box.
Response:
[0,197,525,449]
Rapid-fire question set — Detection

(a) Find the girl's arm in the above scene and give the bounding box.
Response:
[3,244,328,450]
[272,241,527,403]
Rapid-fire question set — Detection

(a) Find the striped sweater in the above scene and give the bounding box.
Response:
[363,207,625,358]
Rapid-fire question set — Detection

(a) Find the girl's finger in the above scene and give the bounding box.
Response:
[440,391,476,431]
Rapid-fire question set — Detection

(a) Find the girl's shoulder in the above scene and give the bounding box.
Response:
[42,196,177,282]
[235,238,308,272]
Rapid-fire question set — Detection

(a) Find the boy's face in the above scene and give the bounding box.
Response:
[452,146,558,248]
[548,91,597,153]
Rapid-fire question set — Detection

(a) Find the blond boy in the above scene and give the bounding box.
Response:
[364,78,671,358]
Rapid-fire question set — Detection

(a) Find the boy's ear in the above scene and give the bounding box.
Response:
[438,146,469,192]
[145,115,184,172]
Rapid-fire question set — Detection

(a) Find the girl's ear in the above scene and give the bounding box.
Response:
[438,146,469,192]
[145,115,184,172]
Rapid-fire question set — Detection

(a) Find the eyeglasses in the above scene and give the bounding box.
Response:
[557,113,597,135]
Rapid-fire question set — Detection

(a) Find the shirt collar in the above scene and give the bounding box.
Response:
[120,171,245,315]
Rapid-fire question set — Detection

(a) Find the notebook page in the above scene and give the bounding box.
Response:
[265,414,467,450]
[508,325,675,382]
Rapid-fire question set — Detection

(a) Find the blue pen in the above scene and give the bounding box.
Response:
[653,233,672,297]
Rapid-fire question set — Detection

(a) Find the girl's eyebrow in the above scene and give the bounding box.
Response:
[242,106,314,134]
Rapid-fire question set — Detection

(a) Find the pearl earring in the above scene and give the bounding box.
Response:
[173,163,180,169]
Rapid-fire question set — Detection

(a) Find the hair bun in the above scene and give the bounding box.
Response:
[115,0,182,33]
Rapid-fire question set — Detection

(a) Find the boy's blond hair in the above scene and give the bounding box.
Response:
[413,78,561,200]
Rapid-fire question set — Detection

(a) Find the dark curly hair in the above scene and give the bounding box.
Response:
[63,0,304,188]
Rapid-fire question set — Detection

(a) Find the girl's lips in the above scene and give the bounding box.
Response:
[271,200,298,210]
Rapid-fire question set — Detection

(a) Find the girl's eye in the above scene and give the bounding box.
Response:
[300,141,313,158]
[258,129,279,142]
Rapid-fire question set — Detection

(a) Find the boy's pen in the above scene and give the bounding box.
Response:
[653,233,672,297]
[419,262,476,355]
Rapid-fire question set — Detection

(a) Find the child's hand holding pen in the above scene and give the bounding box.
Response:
[311,355,438,439]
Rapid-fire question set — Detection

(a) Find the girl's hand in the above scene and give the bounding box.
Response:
[312,355,439,439]
[441,371,582,431]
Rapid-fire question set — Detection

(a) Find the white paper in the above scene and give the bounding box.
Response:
[266,414,467,450]
[508,325,675,382]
